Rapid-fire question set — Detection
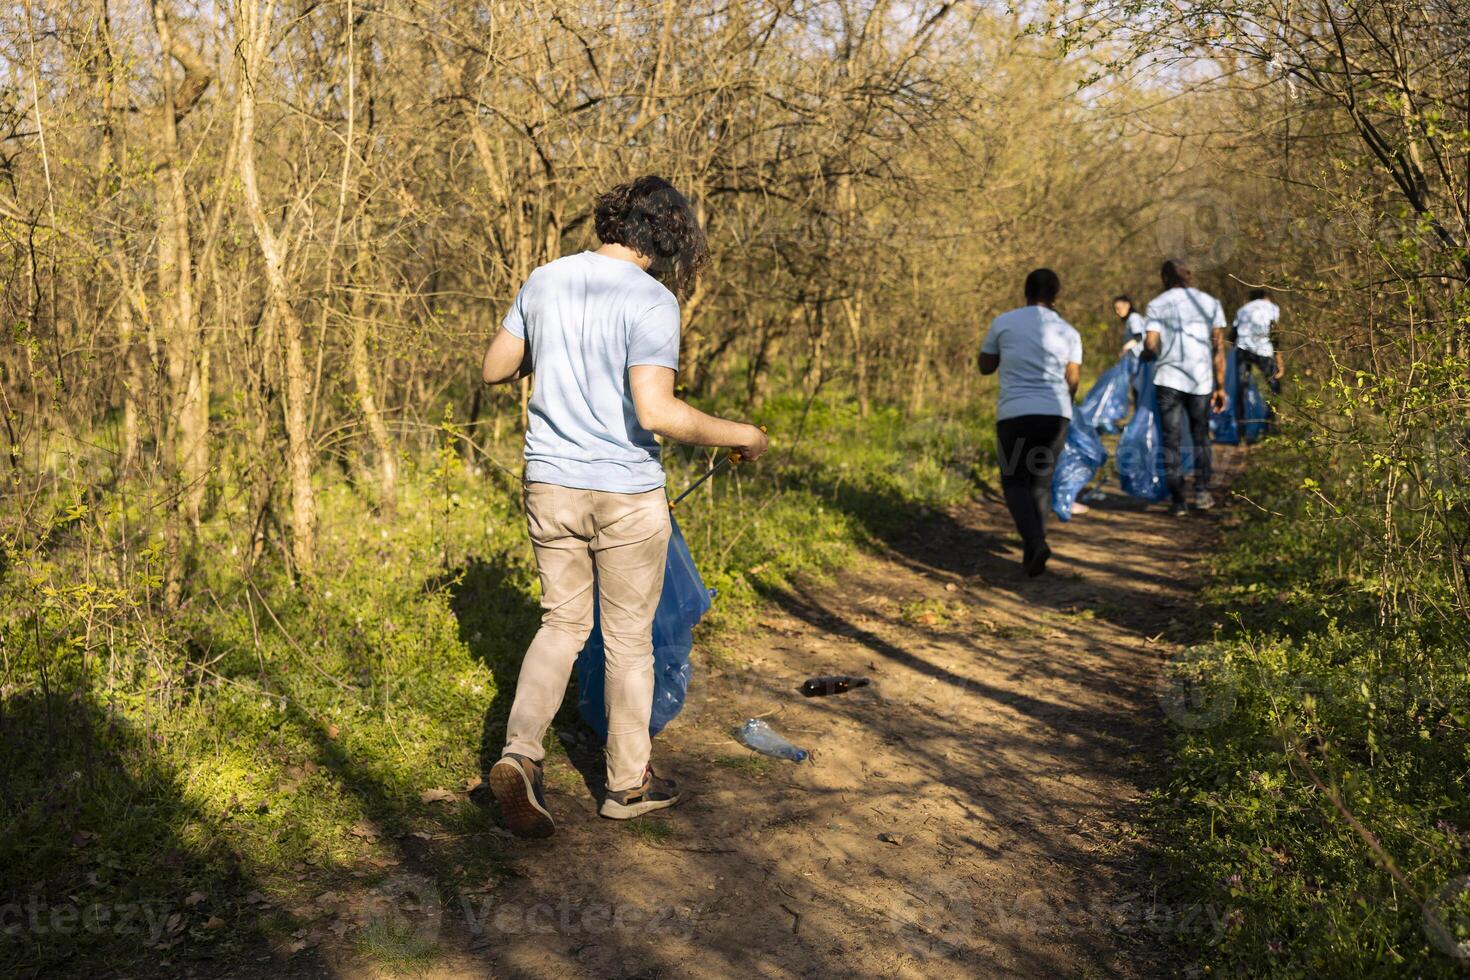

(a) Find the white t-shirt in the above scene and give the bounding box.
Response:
[1145,287,1226,396]
[1124,311,1148,341]
[980,305,1083,421]
[504,251,681,493]
[1233,298,1279,357]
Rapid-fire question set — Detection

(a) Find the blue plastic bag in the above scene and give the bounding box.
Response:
[1241,376,1268,443]
[575,514,712,738]
[1052,419,1108,521]
[1118,360,1195,501]
[1078,360,1133,434]
[1211,349,1240,445]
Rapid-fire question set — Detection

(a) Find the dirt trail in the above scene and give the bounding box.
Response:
[370,448,1250,980]
[308,450,1244,980]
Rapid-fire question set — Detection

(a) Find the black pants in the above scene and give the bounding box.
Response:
[996,414,1069,553]
[1237,349,1280,424]
[1155,385,1212,505]
[1234,351,1281,396]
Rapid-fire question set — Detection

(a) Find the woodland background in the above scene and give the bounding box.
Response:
[2,0,1469,975]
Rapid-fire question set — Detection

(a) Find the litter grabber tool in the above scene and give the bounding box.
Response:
[574,426,766,738]
[668,425,766,510]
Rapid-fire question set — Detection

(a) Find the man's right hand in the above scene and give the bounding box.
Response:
[735,425,769,462]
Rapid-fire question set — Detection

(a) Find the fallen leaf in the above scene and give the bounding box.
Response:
[878,833,904,846]
[203,916,225,930]
[184,891,207,907]
[349,821,381,841]
[421,787,456,804]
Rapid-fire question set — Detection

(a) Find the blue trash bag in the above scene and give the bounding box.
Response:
[1118,360,1196,501]
[1078,359,1133,434]
[575,514,712,739]
[1211,348,1240,445]
[1052,419,1109,522]
[1241,375,1268,443]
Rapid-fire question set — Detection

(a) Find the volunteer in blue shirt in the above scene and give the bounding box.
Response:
[1143,259,1229,516]
[1114,294,1148,358]
[979,268,1083,576]
[480,176,768,837]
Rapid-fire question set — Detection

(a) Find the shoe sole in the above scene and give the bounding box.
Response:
[599,794,682,820]
[489,759,555,839]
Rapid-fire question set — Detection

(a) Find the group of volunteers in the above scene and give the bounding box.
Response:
[979,259,1282,577]
[475,175,1280,839]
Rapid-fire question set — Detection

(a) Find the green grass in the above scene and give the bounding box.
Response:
[709,754,775,777]
[0,392,994,975]
[1146,436,1470,977]
[353,917,441,973]
[621,818,677,843]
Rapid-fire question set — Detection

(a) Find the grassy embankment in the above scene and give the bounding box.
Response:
[1150,428,1470,977]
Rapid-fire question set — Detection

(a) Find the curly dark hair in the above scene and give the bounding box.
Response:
[594,176,709,296]
[1161,258,1194,290]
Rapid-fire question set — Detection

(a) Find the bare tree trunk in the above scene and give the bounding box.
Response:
[840,292,869,416]
[349,252,395,506]
[238,0,315,576]
[148,0,213,601]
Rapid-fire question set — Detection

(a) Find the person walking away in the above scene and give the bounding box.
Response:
[979,268,1082,576]
[1232,287,1284,425]
[1143,259,1229,517]
[479,176,769,837]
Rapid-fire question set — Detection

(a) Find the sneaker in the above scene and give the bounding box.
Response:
[600,766,682,820]
[1194,491,1215,511]
[1023,541,1052,577]
[489,754,555,838]
[1169,501,1188,517]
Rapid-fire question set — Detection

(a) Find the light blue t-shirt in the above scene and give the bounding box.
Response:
[504,251,681,493]
[1145,287,1226,395]
[1233,298,1279,357]
[980,305,1083,421]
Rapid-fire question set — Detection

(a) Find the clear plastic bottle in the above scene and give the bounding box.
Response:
[736,718,808,762]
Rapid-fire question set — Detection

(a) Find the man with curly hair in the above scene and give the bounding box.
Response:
[479,176,768,837]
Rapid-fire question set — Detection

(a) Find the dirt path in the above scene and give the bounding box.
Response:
[313,449,1235,980]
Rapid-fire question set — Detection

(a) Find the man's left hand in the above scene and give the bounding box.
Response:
[1210,389,1230,414]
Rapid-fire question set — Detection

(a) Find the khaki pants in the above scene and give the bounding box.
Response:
[502,482,671,792]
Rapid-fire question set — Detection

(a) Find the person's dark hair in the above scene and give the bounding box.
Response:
[1024,268,1061,304]
[1248,287,1268,301]
[1160,258,1194,290]
[594,176,709,296]
[1113,294,1134,317]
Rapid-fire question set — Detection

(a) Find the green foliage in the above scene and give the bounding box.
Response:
[1150,435,1470,977]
